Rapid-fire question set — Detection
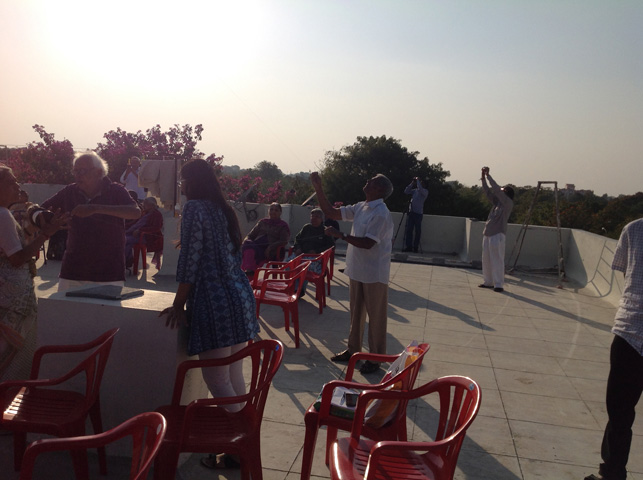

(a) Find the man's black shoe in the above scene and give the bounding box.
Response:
[330,350,352,362]
[478,284,493,289]
[401,247,412,252]
[359,360,380,374]
[494,287,504,293]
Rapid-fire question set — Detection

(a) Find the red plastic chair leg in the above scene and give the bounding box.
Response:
[133,244,147,275]
[301,414,320,480]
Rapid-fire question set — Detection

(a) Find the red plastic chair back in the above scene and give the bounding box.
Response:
[1,328,119,475]
[28,327,119,409]
[300,248,333,313]
[331,376,481,480]
[154,340,284,480]
[254,261,310,347]
[251,253,305,290]
[18,411,166,480]
[301,343,429,480]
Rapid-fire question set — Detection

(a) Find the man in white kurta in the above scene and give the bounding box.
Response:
[480,167,514,293]
[310,172,394,374]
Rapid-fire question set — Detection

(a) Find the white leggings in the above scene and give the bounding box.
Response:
[199,342,247,412]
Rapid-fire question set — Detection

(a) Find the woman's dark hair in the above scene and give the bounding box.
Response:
[181,159,242,250]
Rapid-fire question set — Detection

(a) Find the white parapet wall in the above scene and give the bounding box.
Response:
[565,228,622,306]
[20,183,623,306]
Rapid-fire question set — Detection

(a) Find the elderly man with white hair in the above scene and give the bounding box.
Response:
[311,172,394,374]
[42,151,141,291]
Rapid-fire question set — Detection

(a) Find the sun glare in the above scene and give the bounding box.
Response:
[33,0,269,92]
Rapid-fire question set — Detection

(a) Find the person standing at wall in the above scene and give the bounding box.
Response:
[120,156,146,200]
[402,176,428,253]
[479,166,514,293]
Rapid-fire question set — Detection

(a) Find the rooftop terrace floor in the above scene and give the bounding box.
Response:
[2,252,641,480]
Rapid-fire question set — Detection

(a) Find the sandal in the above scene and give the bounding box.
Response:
[200,453,241,469]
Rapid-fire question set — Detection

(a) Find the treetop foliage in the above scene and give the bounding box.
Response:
[4,126,641,239]
[319,135,452,213]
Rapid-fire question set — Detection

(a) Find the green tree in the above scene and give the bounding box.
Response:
[246,161,283,184]
[592,192,643,238]
[449,183,489,220]
[319,135,450,213]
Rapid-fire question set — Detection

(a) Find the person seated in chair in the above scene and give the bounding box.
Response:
[125,197,163,269]
[291,208,335,296]
[292,208,335,256]
[241,202,290,274]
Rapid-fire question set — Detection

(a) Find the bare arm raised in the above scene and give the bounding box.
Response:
[310,172,341,221]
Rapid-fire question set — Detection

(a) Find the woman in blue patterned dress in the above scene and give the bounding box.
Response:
[159,159,259,411]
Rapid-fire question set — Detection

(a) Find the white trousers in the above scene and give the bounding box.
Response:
[199,342,247,412]
[482,233,506,288]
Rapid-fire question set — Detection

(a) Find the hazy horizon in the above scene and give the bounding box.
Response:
[1,1,641,197]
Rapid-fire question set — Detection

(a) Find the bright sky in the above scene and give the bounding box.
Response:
[1,1,641,196]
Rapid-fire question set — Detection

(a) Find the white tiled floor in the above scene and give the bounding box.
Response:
[2,254,641,479]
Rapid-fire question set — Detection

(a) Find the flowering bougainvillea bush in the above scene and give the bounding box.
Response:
[5,124,293,205]
[6,125,74,184]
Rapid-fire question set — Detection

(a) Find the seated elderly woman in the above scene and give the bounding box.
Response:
[241,202,290,273]
[125,197,163,269]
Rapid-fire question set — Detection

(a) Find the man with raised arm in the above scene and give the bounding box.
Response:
[479,166,514,293]
[310,172,394,374]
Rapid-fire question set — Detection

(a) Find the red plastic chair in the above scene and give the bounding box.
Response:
[18,411,167,480]
[250,253,304,291]
[254,261,310,348]
[300,343,430,480]
[0,328,119,477]
[330,376,481,480]
[133,230,163,275]
[300,247,334,313]
[153,340,284,480]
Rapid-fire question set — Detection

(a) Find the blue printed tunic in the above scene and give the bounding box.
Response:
[177,200,259,355]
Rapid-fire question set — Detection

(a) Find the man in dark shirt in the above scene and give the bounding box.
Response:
[293,208,335,255]
[42,151,140,291]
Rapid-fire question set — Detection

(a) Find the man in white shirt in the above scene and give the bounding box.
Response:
[310,172,394,374]
[120,156,146,200]
[585,218,643,480]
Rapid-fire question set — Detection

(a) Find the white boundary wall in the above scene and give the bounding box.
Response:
[21,183,623,306]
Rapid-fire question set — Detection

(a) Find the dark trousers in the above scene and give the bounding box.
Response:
[405,212,423,250]
[600,335,643,479]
